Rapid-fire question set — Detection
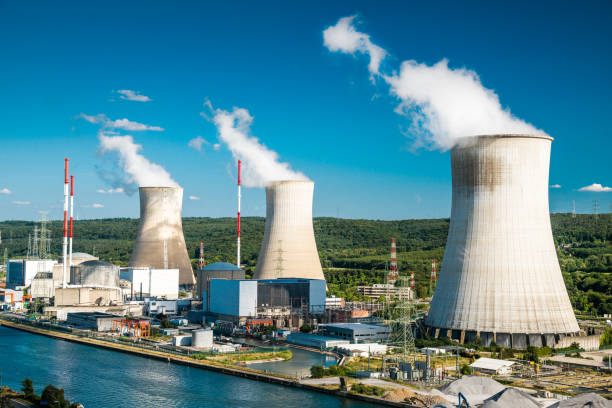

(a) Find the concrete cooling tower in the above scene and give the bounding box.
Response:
[129,187,195,289]
[425,135,579,349]
[253,180,325,280]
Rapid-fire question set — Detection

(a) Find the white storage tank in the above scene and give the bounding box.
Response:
[192,329,213,348]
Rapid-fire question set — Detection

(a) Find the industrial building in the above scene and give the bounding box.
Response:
[470,358,517,375]
[426,135,579,349]
[208,279,258,319]
[286,333,350,348]
[66,312,120,332]
[322,323,392,343]
[196,262,244,311]
[253,180,325,280]
[356,283,413,301]
[6,259,56,289]
[120,267,179,299]
[129,187,195,289]
[206,278,326,327]
[71,260,120,288]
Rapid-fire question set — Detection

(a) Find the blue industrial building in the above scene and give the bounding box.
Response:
[322,323,392,343]
[208,279,258,318]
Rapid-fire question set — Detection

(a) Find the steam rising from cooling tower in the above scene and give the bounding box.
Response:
[323,16,547,150]
[253,180,324,280]
[425,135,578,348]
[98,131,179,193]
[205,102,309,188]
[129,187,195,288]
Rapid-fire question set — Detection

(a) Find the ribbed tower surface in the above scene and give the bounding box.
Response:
[425,135,579,348]
[253,180,325,280]
[129,187,195,288]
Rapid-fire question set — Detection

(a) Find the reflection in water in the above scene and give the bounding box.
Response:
[0,327,374,408]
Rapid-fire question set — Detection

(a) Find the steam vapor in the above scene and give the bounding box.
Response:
[204,101,309,188]
[323,16,547,150]
[98,131,179,191]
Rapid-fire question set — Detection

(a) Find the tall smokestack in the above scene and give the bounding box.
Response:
[237,159,241,268]
[199,242,204,270]
[425,134,579,348]
[253,180,324,280]
[129,187,195,288]
[62,158,69,288]
[69,175,74,269]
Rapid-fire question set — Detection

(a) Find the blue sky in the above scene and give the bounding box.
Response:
[0,0,610,221]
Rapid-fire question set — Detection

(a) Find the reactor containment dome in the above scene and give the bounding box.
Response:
[253,180,325,281]
[129,187,195,289]
[425,134,579,349]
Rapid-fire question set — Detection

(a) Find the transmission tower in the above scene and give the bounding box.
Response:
[386,274,416,361]
[572,200,576,219]
[274,240,285,279]
[429,259,437,297]
[594,199,599,221]
[38,211,51,259]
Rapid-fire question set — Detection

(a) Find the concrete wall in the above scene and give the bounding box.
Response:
[129,187,194,288]
[253,181,324,280]
[55,287,120,306]
[555,334,601,351]
[426,135,579,336]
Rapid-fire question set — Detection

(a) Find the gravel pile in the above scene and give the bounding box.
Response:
[548,393,611,408]
[481,387,541,408]
[439,376,506,397]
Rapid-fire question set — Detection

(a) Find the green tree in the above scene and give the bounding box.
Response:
[300,324,312,333]
[21,378,34,398]
[460,364,473,375]
[310,365,325,378]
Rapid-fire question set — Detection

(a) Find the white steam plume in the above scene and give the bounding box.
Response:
[98,130,179,191]
[204,101,308,188]
[323,16,547,150]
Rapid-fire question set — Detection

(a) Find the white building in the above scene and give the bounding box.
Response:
[336,343,388,357]
[470,357,516,375]
[7,259,56,289]
[326,296,344,309]
[120,267,179,299]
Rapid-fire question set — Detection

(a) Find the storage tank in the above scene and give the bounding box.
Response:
[192,328,213,348]
[425,135,579,349]
[253,180,324,280]
[70,260,120,288]
[129,187,195,289]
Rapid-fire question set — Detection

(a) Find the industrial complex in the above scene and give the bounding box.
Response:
[1,135,610,406]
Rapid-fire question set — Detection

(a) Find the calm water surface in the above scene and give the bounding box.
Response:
[0,326,376,408]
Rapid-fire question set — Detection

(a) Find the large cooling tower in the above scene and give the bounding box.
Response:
[253,180,325,280]
[129,187,195,288]
[426,135,579,349]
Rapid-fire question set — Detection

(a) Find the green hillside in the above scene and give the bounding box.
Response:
[0,214,610,315]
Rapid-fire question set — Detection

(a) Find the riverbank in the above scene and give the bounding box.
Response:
[0,318,407,407]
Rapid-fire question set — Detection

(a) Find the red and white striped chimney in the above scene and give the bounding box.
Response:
[387,237,398,284]
[62,158,69,288]
[69,175,74,270]
[199,242,204,269]
[237,159,241,268]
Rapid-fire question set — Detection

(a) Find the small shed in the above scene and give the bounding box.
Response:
[470,357,516,375]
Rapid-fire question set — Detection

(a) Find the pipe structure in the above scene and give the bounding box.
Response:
[425,134,579,348]
[253,180,324,280]
[62,158,69,288]
[69,175,74,270]
[237,160,241,268]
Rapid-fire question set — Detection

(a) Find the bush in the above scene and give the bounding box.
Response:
[460,364,473,375]
[310,365,325,378]
[300,324,312,333]
[350,383,385,396]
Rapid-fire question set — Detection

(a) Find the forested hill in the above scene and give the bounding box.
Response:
[0,214,610,314]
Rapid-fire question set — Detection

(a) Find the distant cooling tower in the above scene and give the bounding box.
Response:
[129,187,195,288]
[253,180,324,280]
[426,135,579,349]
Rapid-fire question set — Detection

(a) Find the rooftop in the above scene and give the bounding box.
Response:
[200,262,242,272]
[470,357,516,370]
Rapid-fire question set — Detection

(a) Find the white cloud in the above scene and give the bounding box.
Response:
[205,100,309,188]
[188,196,200,201]
[13,201,30,205]
[0,188,11,195]
[96,188,124,194]
[550,184,562,188]
[188,136,209,152]
[578,183,612,192]
[213,143,221,150]
[323,16,546,150]
[79,113,163,131]
[116,89,152,102]
[92,203,104,208]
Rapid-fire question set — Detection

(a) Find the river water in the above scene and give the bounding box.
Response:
[0,326,376,408]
